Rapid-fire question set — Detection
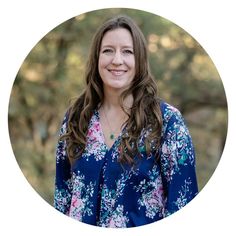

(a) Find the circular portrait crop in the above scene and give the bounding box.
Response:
[8,8,228,228]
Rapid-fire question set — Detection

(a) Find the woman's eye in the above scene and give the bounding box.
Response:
[123,49,134,54]
[102,49,113,54]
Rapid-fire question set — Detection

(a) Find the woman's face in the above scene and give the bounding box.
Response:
[98,28,135,93]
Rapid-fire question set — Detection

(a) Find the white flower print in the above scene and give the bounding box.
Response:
[174,178,193,209]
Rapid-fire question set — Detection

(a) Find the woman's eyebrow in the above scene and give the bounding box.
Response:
[101,44,134,48]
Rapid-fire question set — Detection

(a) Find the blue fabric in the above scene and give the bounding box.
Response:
[54,101,198,227]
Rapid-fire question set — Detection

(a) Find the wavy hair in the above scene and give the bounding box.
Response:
[60,15,163,165]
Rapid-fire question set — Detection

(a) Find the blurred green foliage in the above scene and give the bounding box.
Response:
[8,9,227,205]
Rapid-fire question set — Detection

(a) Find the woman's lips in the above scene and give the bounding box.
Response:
[108,69,127,76]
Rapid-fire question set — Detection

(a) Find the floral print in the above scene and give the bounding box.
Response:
[98,170,134,227]
[69,171,96,220]
[107,205,129,228]
[134,165,165,219]
[54,101,198,227]
[54,179,72,215]
[83,113,107,161]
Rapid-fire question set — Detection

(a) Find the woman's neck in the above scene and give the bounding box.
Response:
[102,88,133,112]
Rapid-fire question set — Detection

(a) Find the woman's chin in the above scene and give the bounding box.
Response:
[104,81,129,91]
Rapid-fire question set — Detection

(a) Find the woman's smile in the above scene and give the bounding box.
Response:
[107,69,128,77]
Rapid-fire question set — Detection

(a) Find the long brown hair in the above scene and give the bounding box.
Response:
[61,15,163,165]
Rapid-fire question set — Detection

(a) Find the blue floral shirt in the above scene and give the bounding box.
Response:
[54,101,198,227]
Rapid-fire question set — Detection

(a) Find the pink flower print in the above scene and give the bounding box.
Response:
[147,198,159,205]
[71,196,84,209]
[94,122,100,132]
[115,216,126,228]
[162,143,169,154]
[89,134,96,142]
[93,142,99,149]
[69,198,84,220]
[71,198,78,208]
[77,199,84,208]
[87,129,93,137]
[117,146,122,153]
[109,218,116,228]
[153,185,164,196]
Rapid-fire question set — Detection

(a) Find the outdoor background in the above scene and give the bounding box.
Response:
[8,8,228,206]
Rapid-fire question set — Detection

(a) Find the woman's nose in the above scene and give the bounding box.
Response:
[112,51,123,65]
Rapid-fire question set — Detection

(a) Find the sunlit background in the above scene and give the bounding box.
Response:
[8,8,227,205]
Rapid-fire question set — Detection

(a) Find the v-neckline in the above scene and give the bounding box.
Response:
[95,109,125,152]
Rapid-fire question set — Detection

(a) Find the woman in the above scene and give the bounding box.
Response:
[54,15,198,227]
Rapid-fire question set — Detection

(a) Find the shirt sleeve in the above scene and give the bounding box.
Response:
[159,108,198,217]
[54,112,72,215]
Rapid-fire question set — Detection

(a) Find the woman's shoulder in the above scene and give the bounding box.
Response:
[160,100,181,116]
[159,100,184,126]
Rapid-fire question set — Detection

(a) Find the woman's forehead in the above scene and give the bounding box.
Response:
[101,28,134,47]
